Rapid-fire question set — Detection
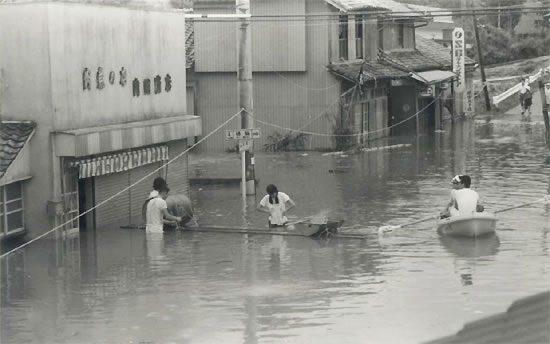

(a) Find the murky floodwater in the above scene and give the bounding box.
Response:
[2,117,550,344]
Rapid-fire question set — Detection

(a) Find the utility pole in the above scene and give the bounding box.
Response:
[236,0,255,195]
[497,1,501,29]
[472,5,491,111]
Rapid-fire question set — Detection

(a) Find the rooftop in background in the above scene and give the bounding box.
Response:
[0,0,194,12]
[0,121,36,179]
[325,0,424,16]
[415,36,476,68]
[327,60,409,83]
[404,3,453,23]
[381,49,443,72]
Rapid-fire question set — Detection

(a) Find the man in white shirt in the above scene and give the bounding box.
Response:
[146,185,182,233]
[443,175,484,217]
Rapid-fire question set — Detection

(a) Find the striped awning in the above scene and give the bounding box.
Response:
[54,115,201,157]
[71,146,168,179]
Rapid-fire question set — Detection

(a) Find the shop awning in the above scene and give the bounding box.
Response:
[1,121,36,186]
[71,145,168,179]
[54,115,201,157]
[410,70,456,85]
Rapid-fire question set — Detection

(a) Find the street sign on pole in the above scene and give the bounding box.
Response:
[225,128,261,140]
[238,139,253,152]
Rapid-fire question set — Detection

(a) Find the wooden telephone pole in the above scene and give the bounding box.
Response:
[539,72,550,148]
[472,5,491,111]
[236,0,255,195]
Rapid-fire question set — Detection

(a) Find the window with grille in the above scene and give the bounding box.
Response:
[339,15,348,60]
[356,15,363,59]
[0,182,25,238]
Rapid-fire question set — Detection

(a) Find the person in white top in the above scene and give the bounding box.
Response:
[442,175,484,218]
[257,184,296,228]
[519,78,532,115]
[146,184,182,233]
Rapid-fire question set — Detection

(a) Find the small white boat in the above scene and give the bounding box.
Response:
[437,212,497,237]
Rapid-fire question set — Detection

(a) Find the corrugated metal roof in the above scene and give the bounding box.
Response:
[0,121,35,178]
[325,0,414,13]
[411,70,456,84]
[327,60,409,82]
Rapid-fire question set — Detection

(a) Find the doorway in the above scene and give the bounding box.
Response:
[78,178,95,231]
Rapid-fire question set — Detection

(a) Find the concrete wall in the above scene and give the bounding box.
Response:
[0,2,189,239]
[46,3,187,130]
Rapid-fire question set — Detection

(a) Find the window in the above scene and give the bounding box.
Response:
[0,182,25,237]
[356,15,363,59]
[378,23,384,50]
[339,15,348,60]
[391,23,404,50]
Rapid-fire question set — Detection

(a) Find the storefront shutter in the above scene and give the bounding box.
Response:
[94,171,131,229]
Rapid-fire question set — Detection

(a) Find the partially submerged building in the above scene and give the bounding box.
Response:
[0,2,201,239]
[189,0,469,151]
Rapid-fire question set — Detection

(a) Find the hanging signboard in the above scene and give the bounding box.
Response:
[419,86,435,97]
[225,128,261,140]
[452,28,465,93]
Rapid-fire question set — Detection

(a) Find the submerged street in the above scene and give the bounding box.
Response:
[2,113,550,344]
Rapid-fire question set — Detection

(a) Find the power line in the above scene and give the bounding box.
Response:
[186,4,550,22]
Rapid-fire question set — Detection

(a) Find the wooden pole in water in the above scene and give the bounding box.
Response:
[538,78,550,148]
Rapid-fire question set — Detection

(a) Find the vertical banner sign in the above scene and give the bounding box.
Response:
[452,28,466,115]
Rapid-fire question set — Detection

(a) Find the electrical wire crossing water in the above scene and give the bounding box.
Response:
[0,110,244,260]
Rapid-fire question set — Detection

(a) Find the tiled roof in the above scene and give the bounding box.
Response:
[185,21,194,69]
[327,60,409,82]
[0,121,35,178]
[424,290,550,344]
[416,36,476,67]
[381,49,443,72]
[325,0,418,14]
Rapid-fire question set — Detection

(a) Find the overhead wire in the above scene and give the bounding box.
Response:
[0,109,245,259]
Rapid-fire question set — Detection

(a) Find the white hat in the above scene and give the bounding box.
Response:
[451,175,461,183]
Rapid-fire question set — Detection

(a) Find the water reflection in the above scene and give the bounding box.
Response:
[3,116,550,343]
[439,234,500,258]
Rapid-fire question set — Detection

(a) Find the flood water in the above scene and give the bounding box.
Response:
[2,117,550,344]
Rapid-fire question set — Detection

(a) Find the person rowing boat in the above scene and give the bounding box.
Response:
[440,175,484,219]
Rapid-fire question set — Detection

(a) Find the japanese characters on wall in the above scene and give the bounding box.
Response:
[82,66,172,97]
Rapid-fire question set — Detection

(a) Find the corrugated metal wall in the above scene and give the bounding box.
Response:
[195,0,306,72]
[194,0,340,152]
[93,141,189,227]
[94,170,131,228]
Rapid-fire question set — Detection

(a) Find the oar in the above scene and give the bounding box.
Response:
[494,195,550,214]
[378,195,550,235]
[378,214,439,235]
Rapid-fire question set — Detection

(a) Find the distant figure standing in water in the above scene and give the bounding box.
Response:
[519,78,532,115]
[257,184,296,228]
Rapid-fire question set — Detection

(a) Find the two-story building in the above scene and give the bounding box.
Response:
[188,0,466,152]
[0,2,201,240]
